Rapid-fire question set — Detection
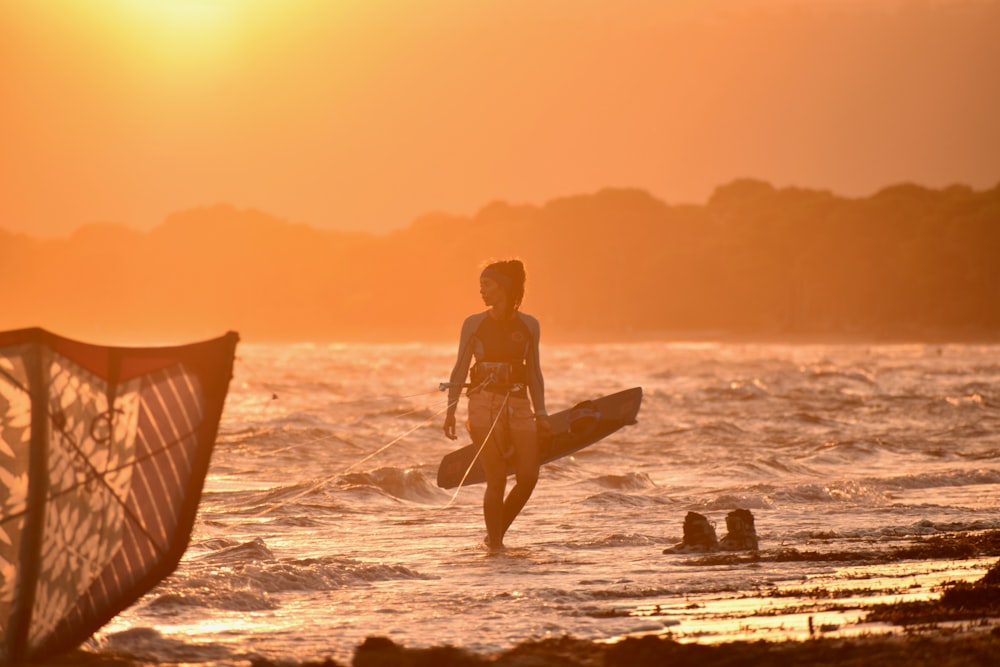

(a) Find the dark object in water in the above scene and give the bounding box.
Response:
[0,328,238,663]
[720,508,759,551]
[664,509,759,554]
[663,511,719,554]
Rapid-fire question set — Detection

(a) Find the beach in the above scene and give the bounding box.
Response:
[339,549,1000,666]
[60,552,1000,666]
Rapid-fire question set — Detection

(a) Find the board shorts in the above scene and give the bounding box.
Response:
[467,391,535,458]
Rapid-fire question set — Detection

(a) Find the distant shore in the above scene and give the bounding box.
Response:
[6,182,1000,344]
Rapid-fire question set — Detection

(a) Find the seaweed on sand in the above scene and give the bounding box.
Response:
[867,558,1000,626]
[683,529,1000,567]
[340,632,1000,667]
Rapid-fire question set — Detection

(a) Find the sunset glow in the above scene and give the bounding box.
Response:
[1,0,999,342]
[2,4,999,665]
[1,0,996,241]
[19,0,296,75]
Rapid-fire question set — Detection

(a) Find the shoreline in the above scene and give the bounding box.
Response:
[303,579,1000,667]
[344,629,1000,667]
[58,624,1000,667]
[57,536,1000,667]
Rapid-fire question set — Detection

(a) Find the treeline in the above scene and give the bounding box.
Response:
[2,179,999,343]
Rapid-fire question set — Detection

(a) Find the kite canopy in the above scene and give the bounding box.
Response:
[0,328,238,663]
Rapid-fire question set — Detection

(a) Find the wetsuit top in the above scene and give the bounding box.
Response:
[446,310,546,418]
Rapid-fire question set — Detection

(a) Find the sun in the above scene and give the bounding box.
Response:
[111,0,247,64]
[117,0,238,31]
[8,1,347,81]
[43,0,273,76]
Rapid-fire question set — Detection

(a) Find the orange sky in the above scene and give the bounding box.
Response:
[2,0,998,238]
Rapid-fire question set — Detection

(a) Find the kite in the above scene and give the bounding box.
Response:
[0,328,238,663]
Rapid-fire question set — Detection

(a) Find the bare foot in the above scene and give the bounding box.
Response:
[482,534,505,552]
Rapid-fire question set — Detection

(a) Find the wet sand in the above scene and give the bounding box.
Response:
[342,551,1000,666]
[55,629,1000,667]
[344,631,1000,667]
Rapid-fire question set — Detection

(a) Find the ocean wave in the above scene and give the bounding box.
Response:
[956,380,995,395]
[362,405,437,420]
[733,379,770,399]
[93,627,235,663]
[216,424,275,442]
[218,557,432,592]
[590,472,657,491]
[702,493,775,511]
[697,421,747,437]
[704,380,770,401]
[259,515,331,528]
[956,448,1000,461]
[581,491,675,508]
[921,394,989,415]
[931,424,1000,442]
[170,550,434,603]
[768,480,889,505]
[689,480,889,510]
[804,368,877,386]
[903,518,1000,533]
[797,519,1000,541]
[571,533,667,549]
[802,440,883,464]
[272,411,330,428]
[204,480,346,517]
[337,467,444,504]
[790,412,845,427]
[144,588,277,612]
[878,469,1000,490]
[195,537,275,563]
[739,456,818,477]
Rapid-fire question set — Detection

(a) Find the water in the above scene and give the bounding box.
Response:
[91,342,1000,664]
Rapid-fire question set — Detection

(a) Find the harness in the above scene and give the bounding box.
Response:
[470,361,525,395]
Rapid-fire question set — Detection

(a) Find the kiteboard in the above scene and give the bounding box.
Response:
[436,386,642,489]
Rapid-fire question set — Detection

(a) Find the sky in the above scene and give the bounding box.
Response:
[2,0,998,238]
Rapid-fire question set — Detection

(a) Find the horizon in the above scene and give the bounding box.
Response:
[3,0,998,238]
